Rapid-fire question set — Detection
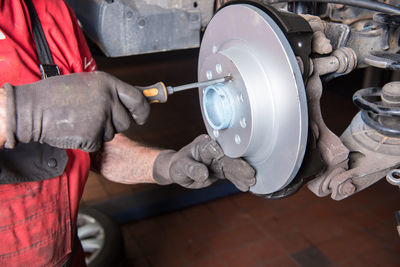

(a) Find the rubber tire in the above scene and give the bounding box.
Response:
[78,205,124,267]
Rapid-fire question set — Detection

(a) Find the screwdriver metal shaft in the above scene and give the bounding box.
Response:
[166,76,231,95]
[138,76,231,104]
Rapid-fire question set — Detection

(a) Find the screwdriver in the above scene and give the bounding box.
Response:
[137,76,231,104]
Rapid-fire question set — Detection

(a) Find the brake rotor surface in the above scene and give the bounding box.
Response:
[198,4,308,194]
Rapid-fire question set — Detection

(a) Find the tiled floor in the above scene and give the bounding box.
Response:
[117,179,400,267]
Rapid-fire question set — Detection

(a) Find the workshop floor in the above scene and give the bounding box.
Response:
[83,175,400,267]
[81,49,400,266]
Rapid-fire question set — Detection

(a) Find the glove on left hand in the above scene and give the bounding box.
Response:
[3,71,150,152]
[153,134,256,191]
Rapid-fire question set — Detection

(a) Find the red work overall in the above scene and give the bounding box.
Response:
[0,0,97,265]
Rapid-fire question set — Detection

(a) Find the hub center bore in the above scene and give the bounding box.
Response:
[202,83,235,130]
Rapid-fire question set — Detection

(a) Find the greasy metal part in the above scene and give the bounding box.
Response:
[331,47,357,74]
[324,23,351,50]
[365,52,400,71]
[300,14,327,32]
[386,169,400,186]
[299,14,333,55]
[302,6,400,70]
[306,48,358,199]
[346,14,400,68]
[198,4,310,194]
[299,13,354,60]
[308,77,400,200]
[328,3,374,25]
[353,82,400,137]
[346,24,391,68]
[312,31,333,54]
[382,81,400,106]
[331,113,400,200]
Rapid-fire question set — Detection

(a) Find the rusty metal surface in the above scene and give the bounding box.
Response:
[306,48,357,199]
[307,52,400,200]
[305,55,351,198]
[332,113,400,200]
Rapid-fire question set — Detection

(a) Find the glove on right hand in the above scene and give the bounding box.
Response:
[3,71,150,152]
[153,134,256,191]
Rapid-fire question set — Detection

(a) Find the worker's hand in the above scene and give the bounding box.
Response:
[153,134,256,191]
[3,71,150,152]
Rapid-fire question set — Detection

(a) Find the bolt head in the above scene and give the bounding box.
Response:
[339,180,356,195]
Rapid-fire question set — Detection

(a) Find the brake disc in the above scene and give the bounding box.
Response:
[198,3,309,194]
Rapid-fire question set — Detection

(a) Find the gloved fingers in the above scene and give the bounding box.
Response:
[228,176,252,192]
[171,157,209,184]
[110,102,134,133]
[186,177,218,189]
[219,157,256,192]
[107,73,151,125]
[188,134,224,164]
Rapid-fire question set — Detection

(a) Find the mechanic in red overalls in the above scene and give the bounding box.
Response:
[0,1,255,266]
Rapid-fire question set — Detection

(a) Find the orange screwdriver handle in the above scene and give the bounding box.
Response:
[137,82,168,104]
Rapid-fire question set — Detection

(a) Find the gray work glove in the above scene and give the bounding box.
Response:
[153,134,256,191]
[3,71,150,152]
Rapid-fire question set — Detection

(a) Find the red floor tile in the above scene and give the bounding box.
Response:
[256,215,295,234]
[264,256,298,267]
[127,218,161,238]
[359,248,400,267]
[214,209,254,230]
[135,232,175,255]
[369,200,399,222]
[181,205,224,235]
[345,207,384,230]
[270,208,316,230]
[338,256,370,267]
[122,227,144,260]
[122,257,151,267]
[231,223,267,245]
[206,196,237,217]
[245,203,276,220]
[267,229,311,253]
[317,231,381,263]
[231,193,267,210]
[147,250,185,267]
[155,211,187,230]
[182,204,215,223]
[246,238,287,263]
[298,218,351,244]
[187,255,224,267]
[176,235,213,262]
[204,229,243,253]
[117,176,400,267]
[368,219,400,254]
[304,201,336,221]
[219,247,261,267]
